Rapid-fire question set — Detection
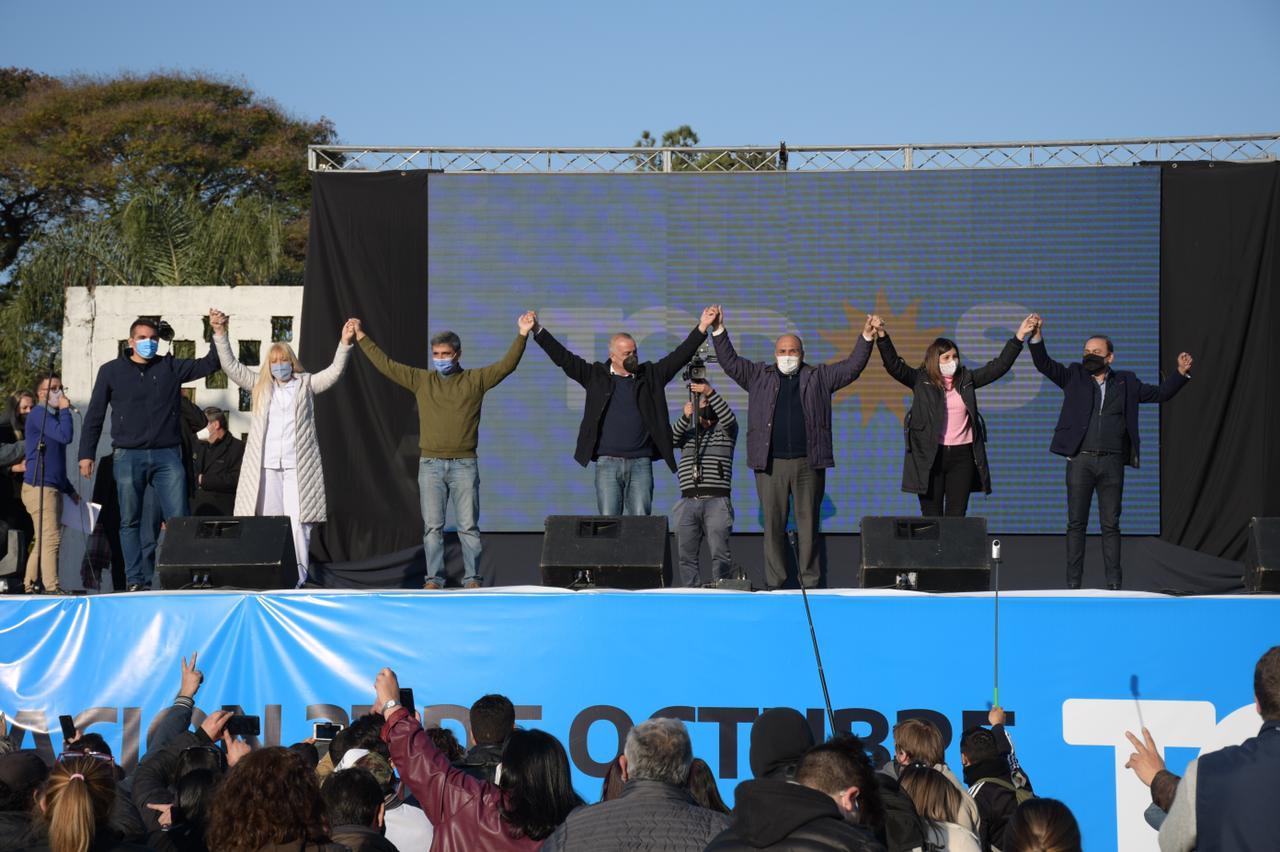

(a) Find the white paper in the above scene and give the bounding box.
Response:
[61,496,101,535]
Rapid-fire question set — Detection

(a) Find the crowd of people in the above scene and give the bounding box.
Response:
[2,644,1275,852]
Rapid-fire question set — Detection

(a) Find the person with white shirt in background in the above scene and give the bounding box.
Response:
[208,308,357,586]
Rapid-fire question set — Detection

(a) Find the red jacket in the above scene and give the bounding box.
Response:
[381,707,541,852]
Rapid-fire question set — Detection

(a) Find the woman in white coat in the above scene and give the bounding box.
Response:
[208,308,357,585]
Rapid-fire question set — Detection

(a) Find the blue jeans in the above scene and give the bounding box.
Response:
[419,458,482,586]
[114,447,187,587]
[672,496,734,587]
[594,456,654,516]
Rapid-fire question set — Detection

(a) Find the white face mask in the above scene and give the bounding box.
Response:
[939,360,958,378]
[776,356,800,375]
[196,427,211,442]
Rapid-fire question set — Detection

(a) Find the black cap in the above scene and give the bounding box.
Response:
[749,707,815,780]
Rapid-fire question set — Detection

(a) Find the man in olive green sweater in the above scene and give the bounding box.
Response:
[354,312,536,589]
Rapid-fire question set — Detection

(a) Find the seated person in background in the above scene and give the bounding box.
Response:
[899,766,982,852]
[321,767,399,852]
[191,407,244,516]
[705,735,886,851]
[539,717,731,852]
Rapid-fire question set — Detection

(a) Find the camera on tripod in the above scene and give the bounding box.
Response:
[682,355,707,384]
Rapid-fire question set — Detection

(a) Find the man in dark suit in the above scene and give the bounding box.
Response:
[192,407,244,516]
[1029,317,1193,589]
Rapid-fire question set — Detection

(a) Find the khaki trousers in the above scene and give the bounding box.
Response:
[21,484,62,592]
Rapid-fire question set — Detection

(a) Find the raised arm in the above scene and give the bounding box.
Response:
[173,340,222,383]
[1138,353,1193,403]
[355,320,423,391]
[708,307,765,392]
[969,339,1026,388]
[208,310,259,390]
[1027,317,1069,389]
[875,332,918,388]
[474,312,535,391]
[652,326,708,385]
[533,323,594,388]
[818,313,875,391]
[310,319,357,394]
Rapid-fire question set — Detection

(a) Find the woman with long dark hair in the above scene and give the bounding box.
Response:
[1003,798,1082,852]
[874,314,1038,516]
[685,758,730,814]
[373,667,582,851]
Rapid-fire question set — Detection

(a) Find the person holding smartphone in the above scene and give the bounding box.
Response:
[22,374,78,594]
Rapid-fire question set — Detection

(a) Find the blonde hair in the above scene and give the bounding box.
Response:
[252,342,304,410]
[893,718,945,766]
[41,756,115,852]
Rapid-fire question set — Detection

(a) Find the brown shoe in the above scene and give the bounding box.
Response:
[423,581,443,590]
[464,579,482,589]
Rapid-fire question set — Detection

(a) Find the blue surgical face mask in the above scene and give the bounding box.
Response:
[433,358,460,375]
[270,362,293,381]
[134,338,158,360]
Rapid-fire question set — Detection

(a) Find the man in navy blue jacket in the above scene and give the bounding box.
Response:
[78,318,220,591]
[1028,317,1192,589]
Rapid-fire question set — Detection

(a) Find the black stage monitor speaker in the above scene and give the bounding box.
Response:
[1244,517,1280,594]
[541,515,669,589]
[157,517,298,590]
[860,516,989,592]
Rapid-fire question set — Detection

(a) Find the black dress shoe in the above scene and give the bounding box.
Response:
[1107,582,1121,591]
[127,583,147,593]
[1066,581,1082,590]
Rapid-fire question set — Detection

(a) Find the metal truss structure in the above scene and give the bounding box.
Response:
[309,133,1279,174]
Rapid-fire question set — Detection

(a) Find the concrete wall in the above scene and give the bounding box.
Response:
[40,286,305,591]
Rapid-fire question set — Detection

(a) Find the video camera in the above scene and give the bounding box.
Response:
[682,344,717,384]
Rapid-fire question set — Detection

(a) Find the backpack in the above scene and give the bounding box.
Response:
[974,775,1036,804]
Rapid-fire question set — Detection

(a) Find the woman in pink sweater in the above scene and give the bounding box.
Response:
[873,314,1038,517]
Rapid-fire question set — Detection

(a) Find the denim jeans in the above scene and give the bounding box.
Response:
[594,456,654,516]
[114,447,188,587]
[672,496,734,587]
[419,457,482,586]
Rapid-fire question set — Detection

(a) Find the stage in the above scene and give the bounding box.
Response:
[0,586,1274,852]
[310,530,1250,595]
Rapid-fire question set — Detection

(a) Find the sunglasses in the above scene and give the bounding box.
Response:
[58,750,114,764]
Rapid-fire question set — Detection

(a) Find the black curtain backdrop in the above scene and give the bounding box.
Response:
[301,171,430,565]
[299,166,1277,585]
[1160,161,1280,560]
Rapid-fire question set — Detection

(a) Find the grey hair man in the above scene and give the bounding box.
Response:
[540,718,730,851]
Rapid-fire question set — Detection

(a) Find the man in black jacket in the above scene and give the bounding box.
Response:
[1028,319,1192,589]
[533,307,717,515]
[455,693,514,783]
[79,318,220,592]
[192,408,244,516]
[707,737,886,852]
[961,706,1034,851]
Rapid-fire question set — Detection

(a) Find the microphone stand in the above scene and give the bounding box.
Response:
[789,529,837,737]
[32,356,56,593]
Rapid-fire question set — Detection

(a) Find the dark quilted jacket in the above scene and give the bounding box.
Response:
[539,779,730,852]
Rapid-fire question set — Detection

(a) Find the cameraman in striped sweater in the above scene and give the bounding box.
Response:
[671,380,738,587]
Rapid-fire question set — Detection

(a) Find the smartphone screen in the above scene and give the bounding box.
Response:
[313,722,344,741]
[58,714,76,742]
[398,688,415,714]
[227,715,260,738]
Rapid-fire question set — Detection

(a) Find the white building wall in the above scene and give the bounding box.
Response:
[49,285,305,591]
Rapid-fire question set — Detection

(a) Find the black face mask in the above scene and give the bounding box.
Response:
[622,354,639,373]
[1082,353,1109,375]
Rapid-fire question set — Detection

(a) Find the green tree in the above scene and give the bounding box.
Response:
[0,69,334,272]
[0,189,290,391]
[631,124,781,172]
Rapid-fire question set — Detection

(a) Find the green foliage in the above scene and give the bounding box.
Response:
[0,68,332,393]
[631,124,781,172]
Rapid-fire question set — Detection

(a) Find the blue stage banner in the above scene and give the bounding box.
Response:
[1,590,1271,852]
[426,167,1162,533]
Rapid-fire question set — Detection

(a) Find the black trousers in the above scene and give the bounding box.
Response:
[918,444,975,517]
[1065,452,1125,587]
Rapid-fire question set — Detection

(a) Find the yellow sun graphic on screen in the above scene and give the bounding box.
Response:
[819,290,945,426]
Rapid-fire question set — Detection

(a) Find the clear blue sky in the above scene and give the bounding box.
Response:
[6,0,1279,148]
